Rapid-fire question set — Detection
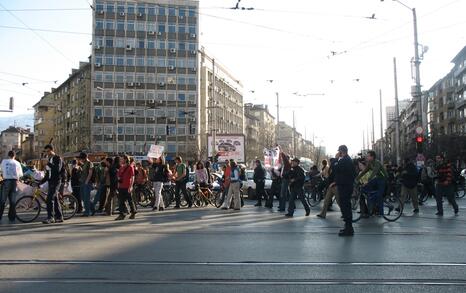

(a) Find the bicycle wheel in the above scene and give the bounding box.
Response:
[61,195,78,220]
[162,189,173,208]
[138,187,154,208]
[351,194,362,223]
[192,191,203,207]
[455,183,465,198]
[212,190,224,208]
[307,190,320,207]
[15,196,41,223]
[382,195,403,222]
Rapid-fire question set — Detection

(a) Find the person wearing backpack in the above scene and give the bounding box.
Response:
[149,156,170,212]
[174,156,192,208]
[38,145,66,224]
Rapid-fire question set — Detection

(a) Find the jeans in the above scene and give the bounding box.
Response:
[0,180,17,221]
[153,181,165,209]
[255,181,266,204]
[117,188,136,215]
[337,184,353,226]
[46,183,63,220]
[91,185,108,213]
[72,185,82,212]
[287,187,310,215]
[80,183,92,216]
[104,186,117,215]
[175,181,191,207]
[279,179,290,210]
[435,184,458,214]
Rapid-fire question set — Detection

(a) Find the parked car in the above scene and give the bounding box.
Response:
[242,169,272,199]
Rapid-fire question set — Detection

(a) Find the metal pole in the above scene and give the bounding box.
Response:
[379,89,384,164]
[362,131,365,152]
[371,108,375,147]
[394,57,401,165]
[276,92,279,142]
[412,8,423,131]
[292,110,296,156]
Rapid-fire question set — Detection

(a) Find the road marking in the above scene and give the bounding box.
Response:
[1,279,466,286]
[1,260,466,267]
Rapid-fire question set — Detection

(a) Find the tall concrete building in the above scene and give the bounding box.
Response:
[244,103,275,162]
[385,100,410,126]
[92,0,199,159]
[199,49,244,159]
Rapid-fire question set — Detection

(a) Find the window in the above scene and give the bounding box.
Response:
[179,8,186,17]
[188,26,196,34]
[157,40,166,50]
[157,57,166,67]
[105,56,114,65]
[177,126,186,135]
[188,77,196,85]
[178,93,186,101]
[188,7,196,17]
[167,92,176,101]
[137,40,145,49]
[125,126,134,135]
[178,25,186,33]
[116,56,124,66]
[177,59,185,68]
[146,127,155,135]
[96,20,104,30]
[125,92,134,100]
[188,43,196,51]
[115,91,124,100]
[117,4,125,13]
[156,126,166,135]
[105,20,114,30]
[147,23,156,32]
[168,58,176,67]
[136,92,145,100]
[126,56,134,66]
[136,74,145,82]
[168,7,176,16]
[147,73,156,83]
[115,38,125,48]
[95,72,103,82]
[115,73,124,83]
[104,72,113,82]
[136,21,145,31]
[95,108,103,117]
[136,126,145,135]
[104,91,113,99]
[96,3,104,11]
[157,92,166,101]
[137,4,146,15]
[104,108,113,117]
[106,3,114,13]
[167,144,176,153]
[168,25,176,33]
[158,6,166,16]
[157,75,166,84]
[187,59,196,68]
[95,55,103,64]
[148,5,156,15]
[177,76,186,85]
[105,37,114,47]
[178,42,186,51]
[168,42,176,49]
[117,21,125,31]
[95,37,104,47]
[158,24,166,33]
[147,57,155,66]
[127,4,135,14]
[126,21,135,31]
[147,40,155,49]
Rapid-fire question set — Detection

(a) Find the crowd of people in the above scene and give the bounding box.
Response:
[0,143,464,238]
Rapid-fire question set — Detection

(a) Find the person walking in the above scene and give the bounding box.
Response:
[149,156,169,212]
[221,161,241,210]
[0,151,23,222]
[266,167,281,209]
[70,160,83,213]
[91,158,110,215]
[329,145,357,236]
[104,157,118,216]
[253,160,267,207]
[221,160,232,206]
[399,158,420,214]
[77,152,94,217]
[317,158,340,219]
[115,155,137,220]
[435,154,459,216]
[285,158,310,217]
[38,145,66,224]
[278,153,291,212]
[174,156,192,208]
[419,159,436,205]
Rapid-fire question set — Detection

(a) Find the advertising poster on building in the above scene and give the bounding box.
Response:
[208,135,245,163]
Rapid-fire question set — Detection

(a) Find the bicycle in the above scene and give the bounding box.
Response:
[304,176,326,207]
[351,185,403,222]
[15,183,78,223]
[134,182,154,208]
[191,184,215,207]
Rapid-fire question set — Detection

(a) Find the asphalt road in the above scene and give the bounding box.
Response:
[0,197,465,293]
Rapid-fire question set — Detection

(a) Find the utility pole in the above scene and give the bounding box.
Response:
[211,59,216,158]
[412,8,424,133]
[394,57,401,166]
[362,131,365,152]
[371,108,375,147]
[379,89,384,164]
[292,110,296,156]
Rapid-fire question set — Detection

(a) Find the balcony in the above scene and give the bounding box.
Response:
[456,99,466,109]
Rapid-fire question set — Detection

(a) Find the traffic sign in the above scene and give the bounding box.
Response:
[415,127,423,135]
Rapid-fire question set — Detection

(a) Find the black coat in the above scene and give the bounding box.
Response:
[289,165,305,190]
[253,165,266,183]
[330,155,356,186]
[401,163,419,189]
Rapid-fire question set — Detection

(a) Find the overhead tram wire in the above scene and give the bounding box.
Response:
[0,72,58,84]
[0,3,75,64]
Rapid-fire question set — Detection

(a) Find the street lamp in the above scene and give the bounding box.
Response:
[381,0,424,134]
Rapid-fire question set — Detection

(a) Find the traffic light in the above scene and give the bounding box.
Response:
[415,135,424,153]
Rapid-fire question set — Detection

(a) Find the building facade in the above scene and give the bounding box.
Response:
[33,92,57,154]
[0,126,31,159]
[243,103,275,162]
[92,0,200,159]
[199,49,244,159]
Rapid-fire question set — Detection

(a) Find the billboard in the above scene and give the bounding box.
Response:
[208,134,245,163]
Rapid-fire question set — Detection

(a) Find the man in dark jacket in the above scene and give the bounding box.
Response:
[329,145,357,236]
[435,154,458,216]
[253,160,267,207]
[285,158,310,217]
[400,158,420,213]
[39,145,65,224]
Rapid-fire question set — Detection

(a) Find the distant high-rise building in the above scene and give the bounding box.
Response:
[386,100,410,127]
[92,0,200,159]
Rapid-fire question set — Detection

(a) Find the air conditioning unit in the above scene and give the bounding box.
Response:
[98,10,104,15]
[119,12,125,16]
[151,135,156,139]
[95,99,101,102]
[191,67,197,72]
[168,66,175,70]
[148,31,155,35]
[190,33,196,38]
[170,48,177,53]
[136,82,142,86]
[96,116,102,119]
[157,32,162,36]
[158,82,166,87]
[148,99,155,104]
[127,82,135,87]
[107,134,113,138]
[137,12,143,17]
[126,45,133,51]
[95,63,101,67]
[179,16,184,20]
[157,101,164,105]
[169,118,176,122]
[95,45,101,50]
[190,50,197,55]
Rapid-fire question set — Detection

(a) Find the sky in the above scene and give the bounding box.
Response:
[1,0,465,155]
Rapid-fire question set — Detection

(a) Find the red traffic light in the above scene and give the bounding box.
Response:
[416,136,423,143]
